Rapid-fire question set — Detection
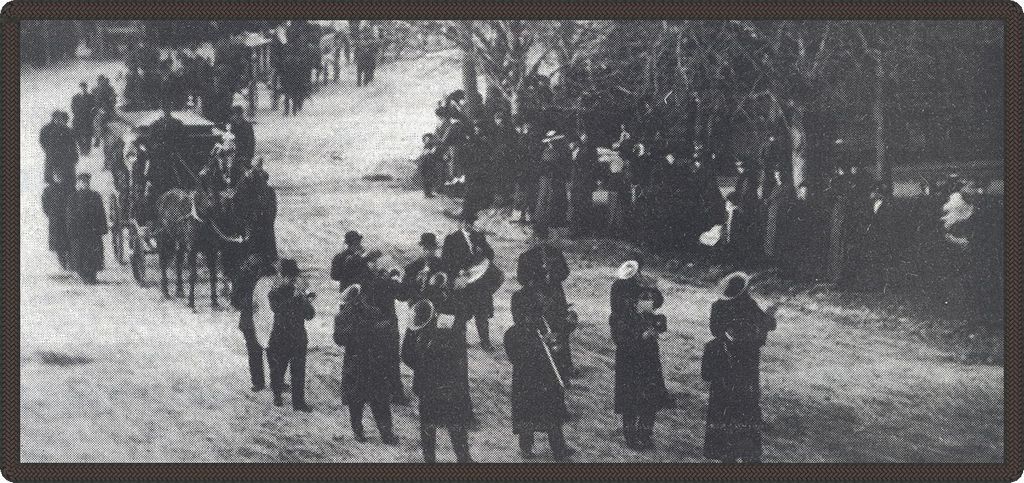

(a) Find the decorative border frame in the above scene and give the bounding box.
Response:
[1,1,1020,480]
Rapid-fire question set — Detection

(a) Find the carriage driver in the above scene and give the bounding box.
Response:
[199,128,245,191]
[130,125,173,232]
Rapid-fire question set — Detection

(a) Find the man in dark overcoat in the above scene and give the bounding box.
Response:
[733,159,760,214]
[442,212,496,349]
[515,119,544,224]
[780,183,825,281]
[461,121,496,218]
[267,259,316,411]
[361,251,411,404]
[534,131,570,232]
[516,225,577,378]
[331,230,370,291]
[40,111,78,185]
[418,133,441,198]
[402,300,474,463]
[231,255,276,393]
[505,281,577,460]
[761,169,794,264]
[42,172,73,270]
[851,184,900,292]
[71,81,96,156]
[65,173,107,283]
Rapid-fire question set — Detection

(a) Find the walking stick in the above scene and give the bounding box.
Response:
[537,327,566,389]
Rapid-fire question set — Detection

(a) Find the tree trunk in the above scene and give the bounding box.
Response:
[789,100,808,188]
[462,45,480,121]
[872,60,888,187]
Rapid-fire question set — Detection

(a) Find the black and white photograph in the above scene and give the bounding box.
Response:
[11,13,1013,468]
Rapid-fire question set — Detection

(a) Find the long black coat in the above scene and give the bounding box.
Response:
[644,161,701,250]
[612,309,671,414]
[363,271,404,394]
[780,198,825,280]
[402,326,472,427]
[66,189,107,274]
[463,136,495,215]
[42,182,73,252]
[231,117,256,164]
[334,299,396,404]
[505,287,569,433]
[703,293,776,461]
[331,246,370,291]
[826,174,855,283]
[40,122,78,184]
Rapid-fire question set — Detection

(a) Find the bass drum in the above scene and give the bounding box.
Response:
[250,275,280,348]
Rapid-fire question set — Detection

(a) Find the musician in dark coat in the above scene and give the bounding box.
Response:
[65,173,107,283]
[517,225,577,378]
[534,131,570,232]
[331,230,370,291]
[703,272,778,463]
[71,82,96,156]
[231,255,277,393]
[402,233,445,307]
[41,172,73,270]
[40,111,78,185]
[267,259,316,411]
[505,283,576,460]
[229,106,256,167]
[402,301,474,463]
[761,169,794,264]
[362,252,410,404]
[442,213,496,350]
[334,284,399,444]
[567,131,600,237]
[612,288,672,451]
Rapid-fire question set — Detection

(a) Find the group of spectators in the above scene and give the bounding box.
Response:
[418,90,1004,320]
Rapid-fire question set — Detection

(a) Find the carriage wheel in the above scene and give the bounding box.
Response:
[128,224,148,286]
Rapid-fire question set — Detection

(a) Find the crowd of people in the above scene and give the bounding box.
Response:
[420,89,1004,319]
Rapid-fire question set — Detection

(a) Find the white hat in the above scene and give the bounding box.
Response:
[617,260,640,280]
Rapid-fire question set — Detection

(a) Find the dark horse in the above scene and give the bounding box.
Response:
[154,170,259,310]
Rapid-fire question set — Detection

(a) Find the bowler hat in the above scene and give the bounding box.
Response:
[344,230,363,245]
[280,258,301,278]
[408,300,437,331]
[419,233,438,248]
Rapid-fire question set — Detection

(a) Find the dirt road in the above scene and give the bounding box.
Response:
[19,53,1002,463]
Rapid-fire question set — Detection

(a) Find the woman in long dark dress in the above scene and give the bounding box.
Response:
[611,288,673,450]
[702,271,778,463]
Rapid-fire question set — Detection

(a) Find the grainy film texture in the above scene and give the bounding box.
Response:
[19,20,1004,463]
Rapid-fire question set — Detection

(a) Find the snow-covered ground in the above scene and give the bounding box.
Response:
[19,53,1002,462]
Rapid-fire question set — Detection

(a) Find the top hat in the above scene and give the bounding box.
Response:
[419,233,438,249]
[344,230,363,245]
[280,258,301,278]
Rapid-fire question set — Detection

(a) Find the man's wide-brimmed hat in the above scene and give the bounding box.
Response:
[718,271,752,300]
[344,230,363,245]
[543,130,565,143]
[617,260,640,280]
[408,300,437,331]
[419,233,438,248]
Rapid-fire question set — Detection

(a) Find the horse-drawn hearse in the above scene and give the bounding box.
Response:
[102,107,259,312]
